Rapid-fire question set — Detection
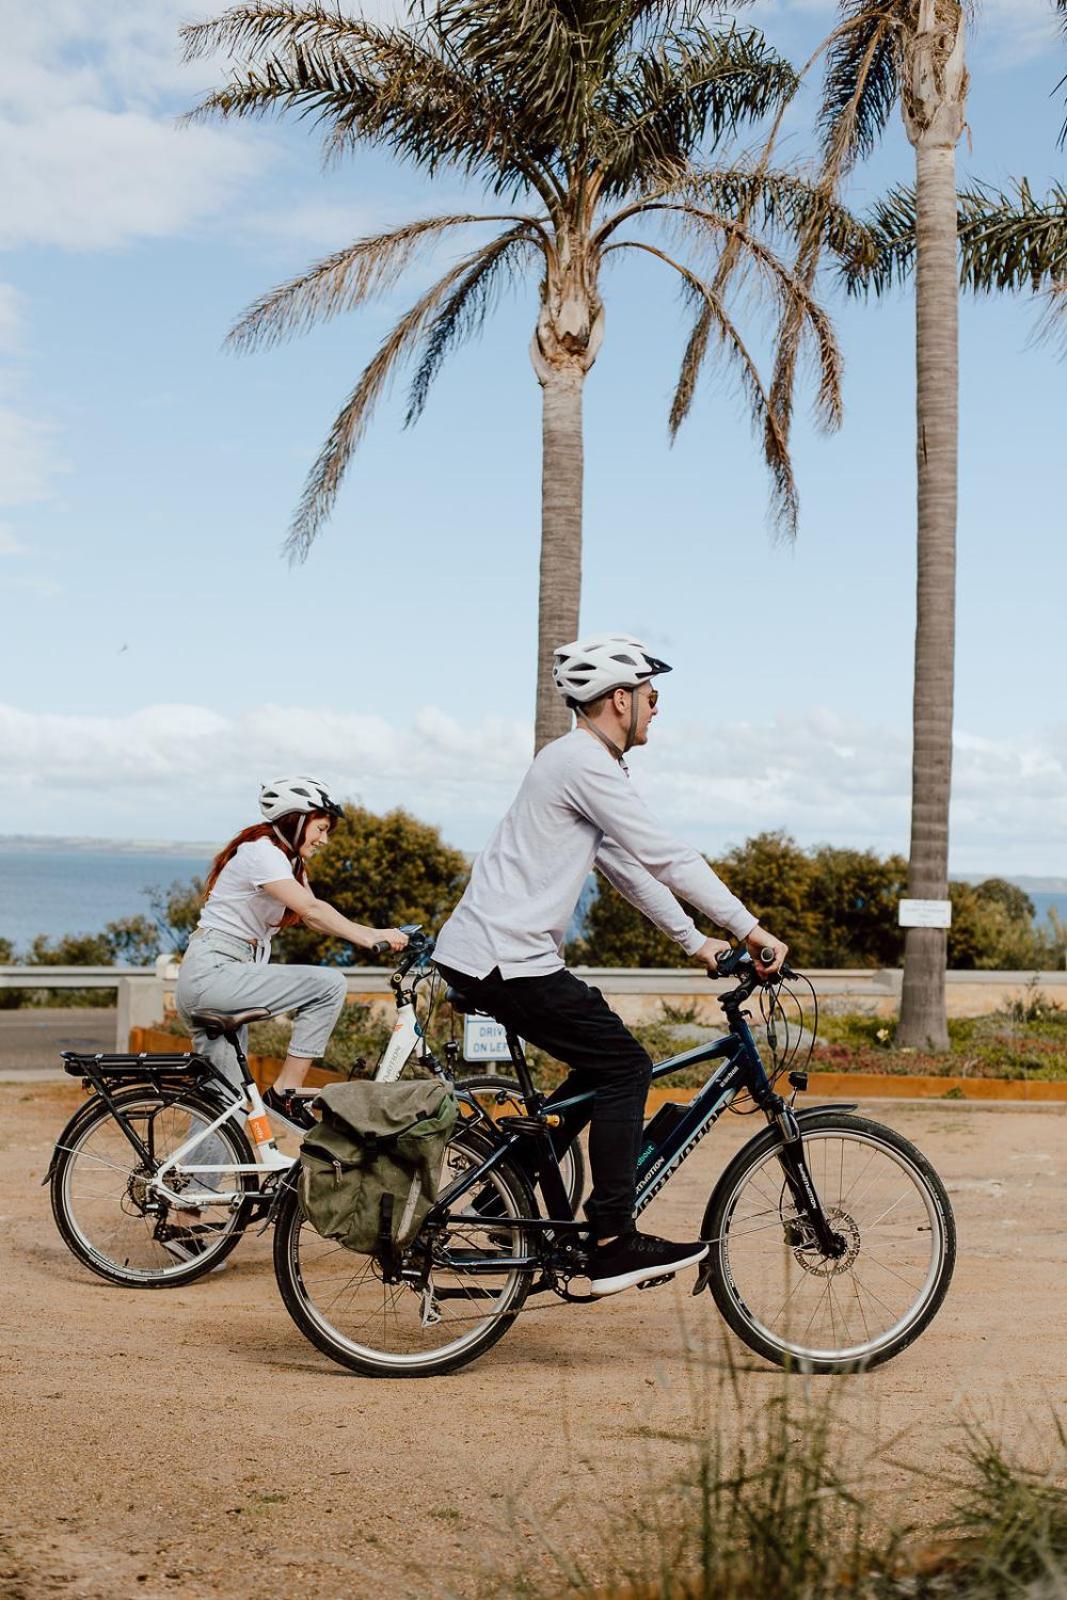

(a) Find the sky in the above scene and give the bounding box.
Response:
[0,0,1064,872]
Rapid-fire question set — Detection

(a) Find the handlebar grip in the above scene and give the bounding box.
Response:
[760,947,776,965]
[371,940,392,957]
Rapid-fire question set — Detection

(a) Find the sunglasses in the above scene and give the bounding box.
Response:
[641,686,659,708]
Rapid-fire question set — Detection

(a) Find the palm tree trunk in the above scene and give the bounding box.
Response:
[897,2,966,1051]
[535,367,585,749]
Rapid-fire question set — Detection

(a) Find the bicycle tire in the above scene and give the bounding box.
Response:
[701,1110,956,1372]
[273,1125,537,1378]
[51,1085,258,1288]
[457,1073,587,1213]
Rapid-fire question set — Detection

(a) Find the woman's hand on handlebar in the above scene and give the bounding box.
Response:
[694,936,733,974]
[367,928,410,955]
[746,925,788,978]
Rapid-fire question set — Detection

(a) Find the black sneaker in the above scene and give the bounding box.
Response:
[588,1230,709,1297]
[264,1086,318,1132]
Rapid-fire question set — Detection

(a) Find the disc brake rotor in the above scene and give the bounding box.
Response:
[787,1206,860,1276]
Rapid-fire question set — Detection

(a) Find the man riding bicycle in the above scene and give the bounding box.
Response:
[435,633,788,1296]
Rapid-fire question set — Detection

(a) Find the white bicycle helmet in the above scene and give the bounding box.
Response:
[259,775,344,824]
[552,633,672,705]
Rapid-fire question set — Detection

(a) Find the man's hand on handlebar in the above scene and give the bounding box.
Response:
[694,936,733,974]
[368,928,410,956]
[745,925,788,978]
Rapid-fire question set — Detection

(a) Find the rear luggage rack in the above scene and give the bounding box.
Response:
[61,1050,212,1078]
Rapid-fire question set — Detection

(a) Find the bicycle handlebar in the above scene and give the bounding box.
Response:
[714,946,798,984]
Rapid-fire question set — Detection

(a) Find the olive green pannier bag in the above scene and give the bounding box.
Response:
[299,1081,459,1256]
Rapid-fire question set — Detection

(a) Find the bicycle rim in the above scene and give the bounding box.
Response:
[277,1131,533,1375]
[714,1123,950,1367]
[56,1091,252,1284]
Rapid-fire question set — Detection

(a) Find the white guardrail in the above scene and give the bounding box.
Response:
[3,960,1067,1050]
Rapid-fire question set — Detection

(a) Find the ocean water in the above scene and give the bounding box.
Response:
[1030,892,1067,931]
[0,847,210,953]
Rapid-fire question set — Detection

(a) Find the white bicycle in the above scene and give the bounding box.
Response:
[47,930,584,1287]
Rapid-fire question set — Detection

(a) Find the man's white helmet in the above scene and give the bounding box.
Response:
[259,775,344,824]
[552,633,672,705]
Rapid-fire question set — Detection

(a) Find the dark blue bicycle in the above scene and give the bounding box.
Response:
[273,939,956,1377]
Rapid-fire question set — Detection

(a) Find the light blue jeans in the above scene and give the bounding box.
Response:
[176,930,348,1091]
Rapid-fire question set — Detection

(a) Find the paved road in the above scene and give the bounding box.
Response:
[0,1007,116,1072]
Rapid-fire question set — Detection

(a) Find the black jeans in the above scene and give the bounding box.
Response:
[437,963,652,1236]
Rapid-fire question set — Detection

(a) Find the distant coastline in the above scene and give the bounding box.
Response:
[0,833,220,857]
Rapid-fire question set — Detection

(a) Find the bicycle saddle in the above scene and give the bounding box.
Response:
[188,1007,272,1039]
[444,986,488,1018]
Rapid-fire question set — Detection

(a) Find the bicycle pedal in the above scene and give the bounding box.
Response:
[637,1273,675,1291]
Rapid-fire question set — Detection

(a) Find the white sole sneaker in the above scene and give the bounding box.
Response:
[590,1244,709,1298]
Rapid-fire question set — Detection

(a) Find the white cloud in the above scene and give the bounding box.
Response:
[0,2,267,252]
[0,701,1063,873]
[0,405,64,506]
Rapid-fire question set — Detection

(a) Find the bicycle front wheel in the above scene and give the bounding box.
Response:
[273,1127,536,1378]
[51,1086,257,1288]
[702,1111,955,1372]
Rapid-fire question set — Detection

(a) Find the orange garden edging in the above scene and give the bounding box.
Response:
[127,1027,1067,1107]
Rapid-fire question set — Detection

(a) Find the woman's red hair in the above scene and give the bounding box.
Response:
[204,814,334,929]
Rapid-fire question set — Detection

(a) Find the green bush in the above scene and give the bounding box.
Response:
[567,831,1059,972]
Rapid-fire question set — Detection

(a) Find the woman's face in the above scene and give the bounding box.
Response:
[299,813,333,861]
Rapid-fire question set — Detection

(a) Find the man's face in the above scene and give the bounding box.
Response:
[630,682,659,746]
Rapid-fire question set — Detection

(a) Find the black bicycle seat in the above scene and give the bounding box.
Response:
[444,986,488,1018]
[189,1007,271,1039]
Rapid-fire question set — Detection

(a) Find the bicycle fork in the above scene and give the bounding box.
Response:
[772,1103,847,1258]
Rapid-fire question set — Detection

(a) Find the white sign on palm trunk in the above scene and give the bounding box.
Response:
[898,899,953,928]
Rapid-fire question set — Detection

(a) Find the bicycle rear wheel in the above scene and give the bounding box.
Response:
[702,1111,955,1372]
[458,1074,586,1212]
[273,1126,536,1377]
[51,1086,257,1287]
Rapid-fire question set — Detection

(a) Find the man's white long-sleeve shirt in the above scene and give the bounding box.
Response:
[434,728,758,980]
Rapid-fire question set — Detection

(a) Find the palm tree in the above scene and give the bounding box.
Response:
[183,0,854,750]
[768,1,967,1050]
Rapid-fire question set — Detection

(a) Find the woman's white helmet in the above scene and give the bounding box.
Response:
[552,633,672,705]
[259,775,344,824]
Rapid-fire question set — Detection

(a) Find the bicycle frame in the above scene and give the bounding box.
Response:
[429,991,849,1268]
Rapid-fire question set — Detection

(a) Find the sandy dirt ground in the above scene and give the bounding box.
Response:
[1,1081,1064,1600]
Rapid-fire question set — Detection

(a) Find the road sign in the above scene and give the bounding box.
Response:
[462,1014,517,1062]
[898,898,952,929]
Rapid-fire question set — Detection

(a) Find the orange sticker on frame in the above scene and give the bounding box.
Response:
[248,1115,274,1146]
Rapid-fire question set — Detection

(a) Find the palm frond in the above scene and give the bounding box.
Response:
[285,244,511,560]
[606,198,843,434]
[679,166,879,273]
[668,296,712,436]
[405,228,540,424]
[182,3,363,64]
[818,0,901,179]
[594,25,797,197]
[186,11,563,207]
[839,182,916,295]
[842,180,1067,298]
[604,239,799,535]
[229,214,528,352]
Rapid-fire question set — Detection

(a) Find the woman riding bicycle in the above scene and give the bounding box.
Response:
[176,775,408,1129]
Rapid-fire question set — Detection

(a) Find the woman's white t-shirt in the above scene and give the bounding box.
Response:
[198,838,294,953]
